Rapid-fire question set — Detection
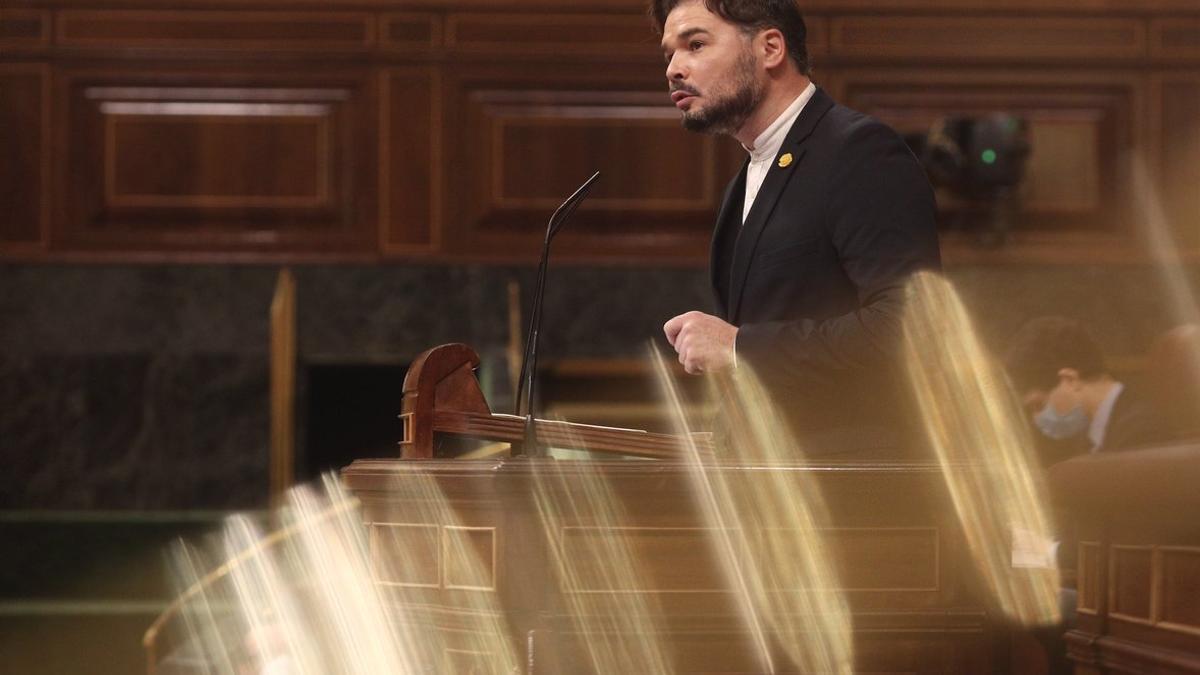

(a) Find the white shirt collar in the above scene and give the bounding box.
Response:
[1088,381,1124,451]
[742,82,816,163]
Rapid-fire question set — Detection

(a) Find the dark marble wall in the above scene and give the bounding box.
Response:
[1,261,1195,509]
[0,266,278,509]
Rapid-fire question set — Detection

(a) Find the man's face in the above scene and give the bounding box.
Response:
[661,0,765,135]
[1021,370,1088,442]
[1020,372,1083,420]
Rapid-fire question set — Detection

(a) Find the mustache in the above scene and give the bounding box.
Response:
[670,83,700,96]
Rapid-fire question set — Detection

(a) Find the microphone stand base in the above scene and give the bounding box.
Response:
[512,414,543,458]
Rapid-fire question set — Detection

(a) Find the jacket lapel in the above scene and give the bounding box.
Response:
[727,87,835,324]
[710,160,748,318]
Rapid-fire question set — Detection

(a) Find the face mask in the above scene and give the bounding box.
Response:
[1034,400,1088,440]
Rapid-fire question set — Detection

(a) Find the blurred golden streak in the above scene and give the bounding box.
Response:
[901,270,1061,625]
[283,477,412,673]
[150,494,359,650]
[531,424,674,675]
[222,513,325,673]
[715,365,855,674]
[169,541,239,675]
[161,473,519,674]
[351,471,519,674]
[652,347,855,674]
[650,347,775,674]
[1131,158,1200,326]
[1130,157,1200,438]
[378,472,521,675]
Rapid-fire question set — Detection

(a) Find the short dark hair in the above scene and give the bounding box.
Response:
[649,0,811,76]
[1003,316,1108,393]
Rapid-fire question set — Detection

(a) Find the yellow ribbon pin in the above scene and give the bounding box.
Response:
[778,152,793,168]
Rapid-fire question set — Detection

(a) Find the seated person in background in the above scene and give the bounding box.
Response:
[1147,323,1200,443]
[1004,316,1169,460]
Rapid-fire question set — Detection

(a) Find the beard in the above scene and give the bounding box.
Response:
[679,49,764,136]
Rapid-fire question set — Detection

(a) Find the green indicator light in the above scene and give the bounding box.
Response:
[981,149,998,165]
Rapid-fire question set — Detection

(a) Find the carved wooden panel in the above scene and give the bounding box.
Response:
[561,526,726,592]
[830,16,1146,61]
[1160,76,1200,249]
[805,0,1200,9]
[0,10,49,48]
[552,525,941,596]
[442,649,494,673]
[838,70,1138,235]
[370,522,441,587]
[1077,541,1101,614]
[1160,547,1200,636]
[0,65,47,250]
[380,13,442,51]
[54,69,377,255]
[56,10,375,50]
[444,64,742,261]
[381,68,439,254]
[105,111,327,209]
[1151,19,1200,60]
[447,13,656,56]
[442,525,496,590]
[825,527,939,592]
[1109,545,1154,624]
[443,12,827,60]
[805,16,830,59]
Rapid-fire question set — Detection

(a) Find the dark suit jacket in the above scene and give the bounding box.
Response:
[712,87,941,457]
[1098,386,1169,453]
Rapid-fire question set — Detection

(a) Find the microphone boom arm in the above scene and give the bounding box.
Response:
[512,171,601,456]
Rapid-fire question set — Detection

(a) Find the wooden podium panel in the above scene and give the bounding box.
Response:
[329,343,1005,673]
[342,457,999,674]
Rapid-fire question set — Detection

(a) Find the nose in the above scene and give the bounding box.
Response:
[665,53,686,83]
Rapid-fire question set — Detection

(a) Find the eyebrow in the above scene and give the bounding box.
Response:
[661,27,710,53]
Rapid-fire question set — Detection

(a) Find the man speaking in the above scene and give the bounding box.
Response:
[654,0,941,457]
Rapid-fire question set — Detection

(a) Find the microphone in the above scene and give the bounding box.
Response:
[513,170,601,456]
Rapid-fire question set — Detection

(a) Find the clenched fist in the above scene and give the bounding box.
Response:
[663,311,738,375]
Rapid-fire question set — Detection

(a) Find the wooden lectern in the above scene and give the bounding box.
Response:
[340,344,1006,673]
[1049,445,1200,675]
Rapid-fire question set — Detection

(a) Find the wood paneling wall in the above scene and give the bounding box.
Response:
[2,1,1199,263]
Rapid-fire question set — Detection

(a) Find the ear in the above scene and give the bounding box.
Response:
[759,28,788,69]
